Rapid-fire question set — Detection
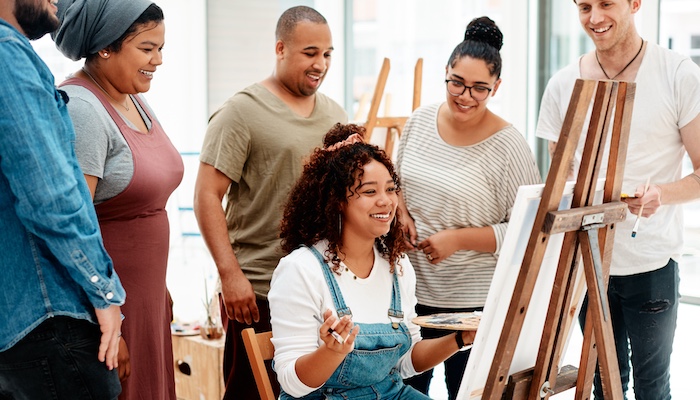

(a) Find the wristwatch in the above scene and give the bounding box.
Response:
[455,332,469,350]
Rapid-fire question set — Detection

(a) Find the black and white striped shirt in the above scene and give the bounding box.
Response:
[397,103,541,308]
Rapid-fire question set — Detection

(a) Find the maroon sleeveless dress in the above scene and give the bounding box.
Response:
[62,78,184,400]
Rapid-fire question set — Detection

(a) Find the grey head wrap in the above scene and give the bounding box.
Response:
[52,0,153,61]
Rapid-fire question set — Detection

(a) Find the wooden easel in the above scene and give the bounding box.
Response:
[479,79,636,400]
[363,57,423,152]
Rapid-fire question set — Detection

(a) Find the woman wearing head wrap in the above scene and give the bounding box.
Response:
[268,123,475,399]
[52,1,183,399]
[396,17,541,399]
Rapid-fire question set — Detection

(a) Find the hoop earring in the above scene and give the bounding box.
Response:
[338,214,342,236]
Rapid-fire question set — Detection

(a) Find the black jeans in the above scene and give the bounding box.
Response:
[404,304,482,400]
[0,316,121,400]
[579,259,679,400]
[220,297,279,400]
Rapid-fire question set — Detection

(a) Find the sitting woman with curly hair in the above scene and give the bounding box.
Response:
[268,123,476,399]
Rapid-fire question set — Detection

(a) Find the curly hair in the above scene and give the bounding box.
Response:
[280,123,406,274]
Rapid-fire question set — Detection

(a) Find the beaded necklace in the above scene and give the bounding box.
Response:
[341,255,374,280]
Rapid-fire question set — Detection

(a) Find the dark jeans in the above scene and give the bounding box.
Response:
[0,316,121,400]
[404,304,482,400]
[579,259,679,400]
[220,297,280,400]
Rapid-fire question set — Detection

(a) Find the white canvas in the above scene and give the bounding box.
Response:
[457,179,605,399]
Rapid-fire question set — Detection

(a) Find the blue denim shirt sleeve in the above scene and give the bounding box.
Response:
[0,26,125,310]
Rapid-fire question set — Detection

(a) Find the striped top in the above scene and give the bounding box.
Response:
[396,103,541,308]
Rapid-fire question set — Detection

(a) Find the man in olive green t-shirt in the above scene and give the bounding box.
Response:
[193,6,347,399]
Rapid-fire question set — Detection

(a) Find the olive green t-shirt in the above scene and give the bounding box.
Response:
[200,83,347,297]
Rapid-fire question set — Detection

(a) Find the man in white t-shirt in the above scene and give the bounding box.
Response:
[536,1,700,399]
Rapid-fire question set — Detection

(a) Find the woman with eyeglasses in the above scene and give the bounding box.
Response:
[397,17,540,399]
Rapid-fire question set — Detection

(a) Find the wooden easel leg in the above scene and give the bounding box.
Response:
[578,230,623,399]
[364,58,390,143]
[412,58,423,112]
[528,233,581,399]
[384,125,399,155]
[576,305,598,400]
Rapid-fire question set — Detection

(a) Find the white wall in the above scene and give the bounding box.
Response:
[205,1,278,114]
[148,0,207,153]
[498,1,530,139]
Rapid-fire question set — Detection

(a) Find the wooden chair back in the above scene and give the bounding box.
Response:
[241,328,276,400]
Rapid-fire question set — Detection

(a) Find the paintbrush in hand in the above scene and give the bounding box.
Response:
[631,177,651,238]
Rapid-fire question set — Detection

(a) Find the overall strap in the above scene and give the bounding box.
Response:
[131,94,157,129]
[307,246,353,318]
[59,77,129,131]
[388,269,404,329]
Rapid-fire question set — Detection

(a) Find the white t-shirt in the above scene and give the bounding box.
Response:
[268,241,421,398]
[536,42,700,275]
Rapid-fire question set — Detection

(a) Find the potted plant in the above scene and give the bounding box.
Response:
[200,278,223,340]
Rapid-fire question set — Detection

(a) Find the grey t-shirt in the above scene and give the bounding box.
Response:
[62,84,153,203]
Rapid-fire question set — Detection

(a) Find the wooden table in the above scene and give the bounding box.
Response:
[172,334,225,400]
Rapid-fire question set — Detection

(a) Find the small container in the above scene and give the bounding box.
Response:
[199,320,223,340]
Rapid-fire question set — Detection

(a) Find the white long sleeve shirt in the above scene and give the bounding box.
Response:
[268,241,422,397]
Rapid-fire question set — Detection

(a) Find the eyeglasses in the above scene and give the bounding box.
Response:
[445,80,492,101]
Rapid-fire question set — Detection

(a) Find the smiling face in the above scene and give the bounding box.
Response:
[444,56,501,123]
[104,21,165,95]
[14,0,60,40]
[276,21,333,97]
[341,160,398,245]
[576,0,640,52]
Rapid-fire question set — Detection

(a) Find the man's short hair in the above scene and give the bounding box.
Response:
[275,6,327,41]
[572,0,634,3]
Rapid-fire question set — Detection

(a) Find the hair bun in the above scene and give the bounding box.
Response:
[463,16,503,51]
[323,123,365,148]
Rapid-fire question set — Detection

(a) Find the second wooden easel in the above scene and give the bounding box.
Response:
[478,79,636,400]
[363,57,423,152]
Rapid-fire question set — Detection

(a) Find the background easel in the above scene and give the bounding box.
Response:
[476,79,636,400]
[362,57,423,153]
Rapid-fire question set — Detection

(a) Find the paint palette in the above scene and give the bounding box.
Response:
[412,312,481,331]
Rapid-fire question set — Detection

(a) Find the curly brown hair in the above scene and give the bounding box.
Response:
[280,123,407,273]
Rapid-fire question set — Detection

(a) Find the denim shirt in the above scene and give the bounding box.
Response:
[0,20,125,352]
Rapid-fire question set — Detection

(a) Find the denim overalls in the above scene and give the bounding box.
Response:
[280,247,430,400]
